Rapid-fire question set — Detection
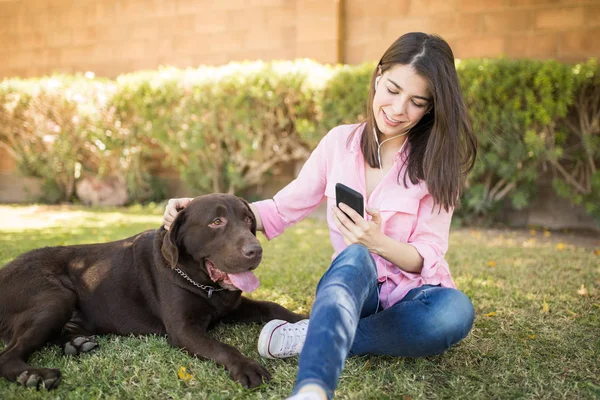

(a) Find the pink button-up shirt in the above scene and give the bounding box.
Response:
[253,123,456,308]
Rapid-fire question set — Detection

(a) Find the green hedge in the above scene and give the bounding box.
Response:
[1,58,598,222]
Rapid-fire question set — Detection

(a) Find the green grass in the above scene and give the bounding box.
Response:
[0,205,598,399]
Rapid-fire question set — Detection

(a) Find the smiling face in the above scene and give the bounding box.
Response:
[372,64,432,138]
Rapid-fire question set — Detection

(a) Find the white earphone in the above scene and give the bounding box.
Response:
[374,76,381,91]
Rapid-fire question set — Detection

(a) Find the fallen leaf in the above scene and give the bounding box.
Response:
[577,284,589,297]
[567,309,578,317]
[529,229,537,236]
[594,249,599,256]
[484,311,496,317]
[556,243,566,250]
[487,260,496,268]
[544,230,551,237]
[178,366,193,382]
[528,334,536,339]
[541,297,549,313]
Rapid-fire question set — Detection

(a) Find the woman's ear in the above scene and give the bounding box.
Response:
[161,209,186,268]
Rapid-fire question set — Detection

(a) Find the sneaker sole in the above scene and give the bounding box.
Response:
[257,319,289,359]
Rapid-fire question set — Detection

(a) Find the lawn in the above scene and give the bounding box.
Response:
[0,204,598,400]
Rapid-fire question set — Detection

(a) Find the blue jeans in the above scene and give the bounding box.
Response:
[293,244,475,399]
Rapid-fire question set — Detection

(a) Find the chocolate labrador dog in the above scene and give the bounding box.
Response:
[0,194,304,390]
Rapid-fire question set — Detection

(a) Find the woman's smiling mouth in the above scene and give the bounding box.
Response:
[382,109,404,127]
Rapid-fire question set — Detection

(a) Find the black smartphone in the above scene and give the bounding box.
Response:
[335,183,364,220]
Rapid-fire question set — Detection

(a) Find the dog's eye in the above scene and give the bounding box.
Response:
[211,218,223,226]
[245,216,253,225]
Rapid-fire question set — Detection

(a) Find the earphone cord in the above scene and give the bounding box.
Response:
[373,127,408,309]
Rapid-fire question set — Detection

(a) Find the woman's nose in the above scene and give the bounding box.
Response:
[391,97,407,116]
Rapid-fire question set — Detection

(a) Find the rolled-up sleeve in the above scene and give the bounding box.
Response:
[253,133,330,240]
[407,194,454,283]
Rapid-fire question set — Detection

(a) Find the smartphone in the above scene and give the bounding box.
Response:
[335,183,364,220]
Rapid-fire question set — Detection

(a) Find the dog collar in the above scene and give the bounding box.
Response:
[174,267,225,298]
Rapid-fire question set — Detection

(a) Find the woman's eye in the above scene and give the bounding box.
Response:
[386,88,398,95]
[212,218,223,226]
[412,101,426,108]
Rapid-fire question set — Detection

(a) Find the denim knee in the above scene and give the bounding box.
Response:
[324,244,377,281]
[430,289,475,348]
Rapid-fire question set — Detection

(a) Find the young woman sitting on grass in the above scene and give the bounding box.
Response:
[163,32,478,400]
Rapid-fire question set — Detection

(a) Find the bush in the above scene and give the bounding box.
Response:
[108,61,326,195]
[552,60,600,220]
[0,77,107,202]
[0,58,598,224]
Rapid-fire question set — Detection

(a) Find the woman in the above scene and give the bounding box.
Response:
[163,32,477,400]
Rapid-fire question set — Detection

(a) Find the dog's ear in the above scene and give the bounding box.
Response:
[239,197,257,236]
[161,209,186,269]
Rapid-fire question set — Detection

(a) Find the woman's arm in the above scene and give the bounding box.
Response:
[332,204,424,273]
[368,227,424,273]
[333,193,452,275]
[251,130,332,240]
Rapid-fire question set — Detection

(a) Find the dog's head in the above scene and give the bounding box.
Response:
[161,194,261,292]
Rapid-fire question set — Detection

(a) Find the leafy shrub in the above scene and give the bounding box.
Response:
[110,60,325,195]
[456,59,576,220]
[551,59,600,219]
[0,58,598,225]
[0,77,109,202]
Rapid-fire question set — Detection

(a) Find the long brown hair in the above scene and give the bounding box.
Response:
[357,32,477,212]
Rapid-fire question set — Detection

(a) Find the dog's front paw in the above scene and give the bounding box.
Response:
[64,336,99,356]
[16,368,61,390]
[228,357,271,389]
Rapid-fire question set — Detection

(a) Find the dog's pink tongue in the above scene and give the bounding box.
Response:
[228,271,260,292]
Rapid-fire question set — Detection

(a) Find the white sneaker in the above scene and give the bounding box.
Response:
[257,319,309,359]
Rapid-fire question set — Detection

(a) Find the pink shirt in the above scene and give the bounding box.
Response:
[253,123,455,309]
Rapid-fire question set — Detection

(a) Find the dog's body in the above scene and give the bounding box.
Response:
[0,194,304,389]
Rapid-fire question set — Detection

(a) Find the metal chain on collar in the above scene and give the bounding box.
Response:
[174,267,224,298]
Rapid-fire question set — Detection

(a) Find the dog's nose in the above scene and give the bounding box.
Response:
[242,244,262,260]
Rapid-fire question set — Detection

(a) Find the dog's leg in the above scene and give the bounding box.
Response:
[50,311,99,356]
[222,297,307,324]
[0,298,75,390]
[167,319,272,389]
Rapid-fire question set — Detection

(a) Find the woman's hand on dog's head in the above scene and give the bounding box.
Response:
[163,198,193,230]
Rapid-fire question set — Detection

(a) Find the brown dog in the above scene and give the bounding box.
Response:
[0,194,304,390]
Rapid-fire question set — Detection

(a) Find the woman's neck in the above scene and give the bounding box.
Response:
[378,135,407,162]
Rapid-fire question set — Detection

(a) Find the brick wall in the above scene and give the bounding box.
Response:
[1,0,598,80]
[0,0,341,79]
[344,0,600,64]
[1,0,599,208]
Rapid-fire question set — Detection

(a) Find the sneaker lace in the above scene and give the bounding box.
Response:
[277,321,309,357]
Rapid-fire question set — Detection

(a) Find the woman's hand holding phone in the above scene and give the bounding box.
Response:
[332,183,384,252]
